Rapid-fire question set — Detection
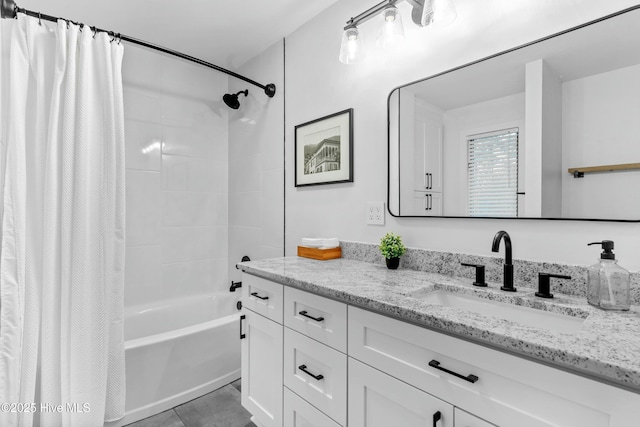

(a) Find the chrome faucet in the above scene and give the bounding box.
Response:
[491,230,516,292]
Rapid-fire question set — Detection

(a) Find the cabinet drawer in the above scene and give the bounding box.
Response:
[349,357,453,427]
[284,287,347,352]
[284,328,347,426]
[242,274,283,324]
[348,306,638,427]
[284,387,341,427]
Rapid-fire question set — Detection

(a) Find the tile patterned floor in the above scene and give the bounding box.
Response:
[126,380,256,427]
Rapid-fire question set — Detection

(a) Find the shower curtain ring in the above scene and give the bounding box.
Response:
[38,12,42,25]
[92,26,97,38]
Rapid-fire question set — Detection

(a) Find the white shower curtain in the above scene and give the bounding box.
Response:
[0,15,125,427]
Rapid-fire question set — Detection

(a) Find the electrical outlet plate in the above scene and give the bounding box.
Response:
[367,202,385,225]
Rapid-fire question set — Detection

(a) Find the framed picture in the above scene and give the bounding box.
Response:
[295,108,353,187]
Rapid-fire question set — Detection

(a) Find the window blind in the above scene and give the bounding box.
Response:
[467,128,519,217]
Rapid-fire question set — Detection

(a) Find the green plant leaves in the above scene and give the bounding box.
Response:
[379,232,407,259]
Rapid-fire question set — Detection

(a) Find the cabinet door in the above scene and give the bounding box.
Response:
[349,357,453,427]
[414,191,443,216]
[413,103,443,193]
[454,408,495,427]
[241,310,283,427]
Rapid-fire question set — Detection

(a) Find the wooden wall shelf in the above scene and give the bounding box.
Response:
[568,162,640,178]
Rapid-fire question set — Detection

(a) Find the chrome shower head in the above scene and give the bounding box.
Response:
[223,89,248,109]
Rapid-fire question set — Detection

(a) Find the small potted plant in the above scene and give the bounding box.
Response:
[379,232,407,270]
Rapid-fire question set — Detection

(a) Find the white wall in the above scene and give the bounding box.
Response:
[284,0,640,270]
[228,40,285,284]
[122,43,229,307]
[562,63,640,219]
[442,92,525,215]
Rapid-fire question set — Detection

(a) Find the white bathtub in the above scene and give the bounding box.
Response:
[106,293,241,426]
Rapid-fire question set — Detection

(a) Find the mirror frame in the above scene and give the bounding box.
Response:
[387,4,640,223]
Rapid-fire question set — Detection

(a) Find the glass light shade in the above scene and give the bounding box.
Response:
[376,6,406,50]
[339,27,365,64]
[422,0,457,27]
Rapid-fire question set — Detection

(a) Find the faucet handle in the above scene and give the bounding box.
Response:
[536,273,571,299]
[460,263,487,287]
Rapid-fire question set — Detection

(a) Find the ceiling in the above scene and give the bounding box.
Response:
[17,0,339,69]
[404,6,640,111]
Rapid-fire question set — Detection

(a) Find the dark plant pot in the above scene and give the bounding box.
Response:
[385,257,400,270]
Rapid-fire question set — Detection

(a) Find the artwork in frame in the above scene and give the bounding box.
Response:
[295,108,353,187]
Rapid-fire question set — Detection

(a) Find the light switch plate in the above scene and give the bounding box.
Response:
[367,202,385,225]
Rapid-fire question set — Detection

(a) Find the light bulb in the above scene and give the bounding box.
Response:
[339,27,365,64]
[377,5,405,50]
[422,0,457,27]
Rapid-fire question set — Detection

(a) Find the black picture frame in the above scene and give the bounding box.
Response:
[294,108,353,187]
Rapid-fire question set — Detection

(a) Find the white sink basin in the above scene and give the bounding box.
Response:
[420,290,586,333]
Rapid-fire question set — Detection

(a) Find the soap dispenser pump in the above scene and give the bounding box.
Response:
[587,240,630,311]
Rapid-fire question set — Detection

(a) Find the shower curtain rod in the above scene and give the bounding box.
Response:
[0,0,277,98]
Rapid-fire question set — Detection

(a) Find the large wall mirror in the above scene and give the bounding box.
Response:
[388,5,640,221]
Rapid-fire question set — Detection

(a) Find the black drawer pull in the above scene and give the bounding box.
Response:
[299,310,325,322]
[298,364,324,381]
[433,410,441,427]
[239,315,246,339]
[428,360,479,383]
[250,292,269,300]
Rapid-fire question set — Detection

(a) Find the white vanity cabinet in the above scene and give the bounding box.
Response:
[241,275,284,427]
[241,273,640,427]
[349,306,639,427]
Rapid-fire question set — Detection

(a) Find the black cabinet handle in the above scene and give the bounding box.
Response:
[250,292,269,300]
[425,193,432,211]
[299,310,325,322]
[429,360,479,383]
[239,315,246,339]
[425,173,433,190]
[298,364,324,381]
[433,411,441,427]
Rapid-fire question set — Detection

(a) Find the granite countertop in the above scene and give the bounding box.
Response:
[238,257,640,393]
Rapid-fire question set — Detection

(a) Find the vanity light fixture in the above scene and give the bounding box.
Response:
[377,5,405,50]
[339,0,457,64]
[339,26,365,64]
[420,0,457,27]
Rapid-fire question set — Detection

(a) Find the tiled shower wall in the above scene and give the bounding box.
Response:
[228,40,285,284]
[122,44,229,308]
